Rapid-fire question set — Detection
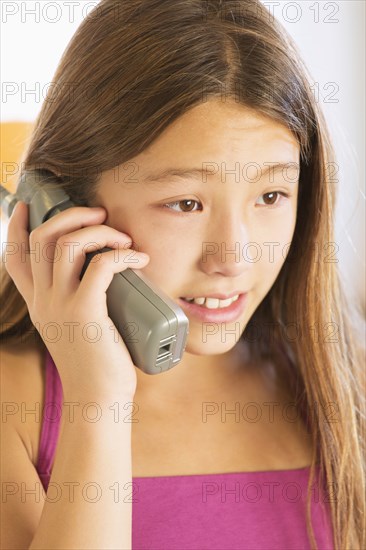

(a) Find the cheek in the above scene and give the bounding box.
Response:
[139,252,189,299]
[252,211,296,293]
[105,202,198,293]
[256,208,296,264]
[129,223,192,292]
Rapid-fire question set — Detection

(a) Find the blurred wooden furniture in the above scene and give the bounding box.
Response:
[0,122,34,192]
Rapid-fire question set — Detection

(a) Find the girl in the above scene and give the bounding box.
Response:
[1,1,364,549]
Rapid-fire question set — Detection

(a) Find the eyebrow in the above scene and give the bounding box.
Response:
[141,162,299,185]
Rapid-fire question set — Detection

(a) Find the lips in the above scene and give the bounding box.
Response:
[178,292,248,323]
[181,295,240,309]
[180,290,243,300]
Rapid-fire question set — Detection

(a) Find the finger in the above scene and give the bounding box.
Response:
[3,201,34,305]
[53,224,139,298]
[76,248,150,316]
[29,207,109,294]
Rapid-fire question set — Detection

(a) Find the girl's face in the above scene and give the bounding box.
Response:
[95,100,300,356]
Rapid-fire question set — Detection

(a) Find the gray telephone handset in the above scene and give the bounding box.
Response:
[1,170,189,375]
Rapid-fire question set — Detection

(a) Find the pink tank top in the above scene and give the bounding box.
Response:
[36,349,335,549]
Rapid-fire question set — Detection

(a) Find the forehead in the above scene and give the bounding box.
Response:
[134,99,300,175]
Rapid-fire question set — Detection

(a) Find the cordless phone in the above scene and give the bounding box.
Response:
[1,170,189,374]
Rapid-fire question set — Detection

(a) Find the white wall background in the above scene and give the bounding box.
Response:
[1,0,365,313]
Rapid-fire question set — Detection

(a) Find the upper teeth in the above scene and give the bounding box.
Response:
[183,295,240,309]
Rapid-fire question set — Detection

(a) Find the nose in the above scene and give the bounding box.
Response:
[200,211,253,277]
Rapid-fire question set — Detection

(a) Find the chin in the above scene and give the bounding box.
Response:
[183,337,240,356]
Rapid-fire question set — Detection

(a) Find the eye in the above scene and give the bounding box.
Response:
[163,199,202,213]
[256,191,290,208]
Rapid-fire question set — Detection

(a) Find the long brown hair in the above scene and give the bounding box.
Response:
[1,1,365,548]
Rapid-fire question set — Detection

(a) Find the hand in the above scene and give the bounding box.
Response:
[4,201,150,400]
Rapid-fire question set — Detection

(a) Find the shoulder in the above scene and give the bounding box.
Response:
[0,340,46,467]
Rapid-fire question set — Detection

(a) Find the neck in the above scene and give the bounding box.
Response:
[133,339,282,408]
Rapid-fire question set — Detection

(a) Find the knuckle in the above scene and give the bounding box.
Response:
[29,227,42,246]
[3,252,21,274]
[92,254,110,270]
[28,302,40,326]
[4,260,14,276]
[56,234,69,247]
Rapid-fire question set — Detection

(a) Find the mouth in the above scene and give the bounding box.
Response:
[179,294,240,309]
[178,292,248,323]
